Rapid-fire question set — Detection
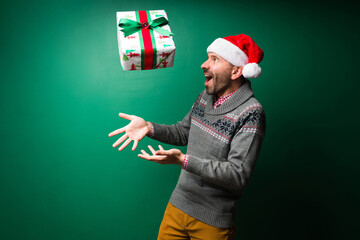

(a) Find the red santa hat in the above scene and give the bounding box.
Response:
[207,34,264,78]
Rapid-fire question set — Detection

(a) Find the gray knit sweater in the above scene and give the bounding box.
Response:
[150,80,265,228]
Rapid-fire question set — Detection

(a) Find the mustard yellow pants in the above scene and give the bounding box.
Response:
[157,203,236,240]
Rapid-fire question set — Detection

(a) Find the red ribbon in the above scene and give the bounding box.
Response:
[138,11,154,70]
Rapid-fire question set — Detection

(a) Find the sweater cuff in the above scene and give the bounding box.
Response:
[183,154,202,175]
[182,154,189,170]
[147,122,154,137]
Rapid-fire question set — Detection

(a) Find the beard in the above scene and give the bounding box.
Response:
[205,70,231,97]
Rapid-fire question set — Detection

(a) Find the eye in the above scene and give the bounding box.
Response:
[213,57,218,62]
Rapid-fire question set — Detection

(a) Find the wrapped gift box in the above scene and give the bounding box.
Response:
[116,10,176,71]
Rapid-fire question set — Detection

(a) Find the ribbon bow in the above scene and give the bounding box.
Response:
[118,17,174,37]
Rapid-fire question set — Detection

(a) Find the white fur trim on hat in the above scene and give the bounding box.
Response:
[242,63,262,78]
[207,38,248,66]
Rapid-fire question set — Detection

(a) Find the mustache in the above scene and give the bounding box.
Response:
[203,70,213,76]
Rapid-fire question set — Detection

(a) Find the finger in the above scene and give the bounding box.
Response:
[108,127,126,137]
[112,133,128,148]
[155,155,167,161]
[132,140,139,151]
[118,138,131,151]
[119,113,134,121]
[148,145,156,155]
[141,150,150,156]
[158,145,165,151]
[139,155,165,161]
[138,154,148,159]
[155,150,167,155]
[138,153,161,160]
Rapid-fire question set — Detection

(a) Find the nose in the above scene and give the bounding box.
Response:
[201,59,209,70]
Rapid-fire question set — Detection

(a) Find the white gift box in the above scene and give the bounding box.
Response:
[116,10,176,71]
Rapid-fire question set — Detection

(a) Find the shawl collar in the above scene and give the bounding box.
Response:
[203,80,254,115]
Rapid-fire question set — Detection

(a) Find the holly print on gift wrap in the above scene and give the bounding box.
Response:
[157,58,165,67]
[160,52,170,58]
[150,10,166,18]
[162,59,169,68]
[130,63,136,71]
[130,63,141,71]
[163,44,172,48]
[156,58,164,69]
[157,57,169,68]
[127,52,140,58]
[157,35,169,40]
[126,35,136,39]
[125,49,140,59]
[123,55,129,61]
[124,14,134,19]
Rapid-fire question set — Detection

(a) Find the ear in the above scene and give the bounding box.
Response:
[231,66,243,80]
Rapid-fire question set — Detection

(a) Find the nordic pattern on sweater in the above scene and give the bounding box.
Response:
[149,80,265,228]
[192,94,265,143]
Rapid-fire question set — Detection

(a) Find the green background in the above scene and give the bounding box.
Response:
[1,0,359,239]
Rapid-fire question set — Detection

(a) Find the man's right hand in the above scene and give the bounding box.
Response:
[108,113,151,151]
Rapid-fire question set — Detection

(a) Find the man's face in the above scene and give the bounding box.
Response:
[201,53,234,97]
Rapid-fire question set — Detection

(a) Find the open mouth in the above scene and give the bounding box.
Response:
[204,73,213,86]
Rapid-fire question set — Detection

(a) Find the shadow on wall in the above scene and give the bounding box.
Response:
[234,124,351,240]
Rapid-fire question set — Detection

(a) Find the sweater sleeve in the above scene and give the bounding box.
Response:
[185,127,265,192]
[148,110,192,146]
[147,91,205,146]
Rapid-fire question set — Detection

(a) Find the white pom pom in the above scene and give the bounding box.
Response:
[242,63,262,78]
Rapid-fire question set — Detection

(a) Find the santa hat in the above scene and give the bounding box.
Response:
[207,34,264,78]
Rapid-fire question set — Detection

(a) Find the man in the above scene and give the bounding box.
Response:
[109,34,265,240]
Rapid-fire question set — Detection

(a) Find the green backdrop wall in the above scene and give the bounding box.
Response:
[1,0,359,239]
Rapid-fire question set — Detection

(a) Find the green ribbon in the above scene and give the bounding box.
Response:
[118,17,174,37]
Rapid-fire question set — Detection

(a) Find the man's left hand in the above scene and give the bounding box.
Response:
[138,145,185,166]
